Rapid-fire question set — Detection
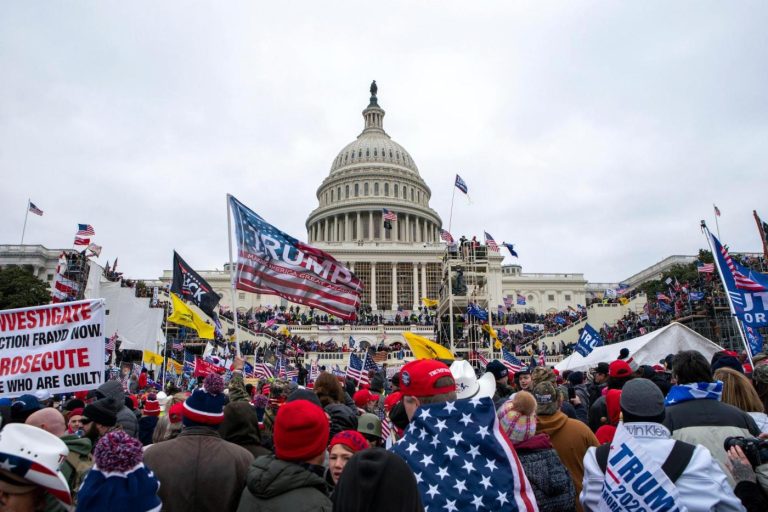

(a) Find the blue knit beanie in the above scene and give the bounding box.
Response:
[182,373,227,427]
[76,431,161,512]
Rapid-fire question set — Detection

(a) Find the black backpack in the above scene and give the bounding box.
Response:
[595,440,695,483]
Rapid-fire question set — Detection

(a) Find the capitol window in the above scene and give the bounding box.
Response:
[366,148,370,157]
[374,148,377,157]
[374,182,379,195]
[364,182,369,195]
[384,183,389,196]
[354,184,359,196]
[411,189,414,201]
[548,294,555,301]
[358,150,362,157]
[402,186,407,199]
[565,294,571,301]
[394,184,399,196]
[337,187,341,199]
[345,185,349,198]
[331,190,334,201]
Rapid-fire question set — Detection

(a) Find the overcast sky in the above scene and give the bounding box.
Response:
[2,1,766,284]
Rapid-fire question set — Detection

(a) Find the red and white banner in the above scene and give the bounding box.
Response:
[193,357,226,377]
[0,299,106,396]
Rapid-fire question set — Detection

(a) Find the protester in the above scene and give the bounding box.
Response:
[219,401,270,458]
[534,380,598,511]
[726,444,768,512]
[486,360,514,405]
[581,378,743,511]
[752,364,768,413]
[237,399,332,511]
[66,407,85,435]
[588,360,633,432]
[515,365,533,392]
[25,408,93,504]
[0,423,72,511]
[356,412,383,447]
[327,430,368,484]
[144,373,254,512]
[498,391,576,512]
[138,394,161,446]
[333,448,424,512]
[715,367,768,433]
[566,371,590,411]
[663,350,761,483]
[586,362,609,405]
[92,381,139,438]
[9,394,41,424]
[76,430,162,512]
[399,359,457,420]
[82,397,121,446]
[352,388,379,413]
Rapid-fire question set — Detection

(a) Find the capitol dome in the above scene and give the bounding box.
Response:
[306,82,443,246]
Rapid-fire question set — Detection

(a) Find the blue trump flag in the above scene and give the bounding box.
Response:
[467,303,488,321]
[391,397,537,511]
[744,323,764,357]
[575,323,603,357]
[554,315,566,326]
[522,324,539,334]
[710,231,768,327]
[689,291,705,301]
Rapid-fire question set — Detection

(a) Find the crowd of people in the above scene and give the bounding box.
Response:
[4,342,768,511]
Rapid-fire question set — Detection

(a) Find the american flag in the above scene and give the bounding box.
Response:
[697,262,715,273]
[74,237,90,246]
[346,353,369,386]
[502,296,512,308]
[363,352,380,373]
[229,195,362,320]
[381,416,392,442]
[28,202,43,216]
[255,362,274,379]
[656,292,672,302]
[454,174,468,194]
[391,397,537,511]
[172,340,183,352]
[471,351,490,366]
[484,232,499,252]
[538,350,546,368]
[285,362,299,380]
[717,236,766,292]
[332,364,346,378]
[382,208,397,222]
[440,229,454,243]
[516,294,526,305]
[105,334,117,351]
[501,349,524,373]
[76,224,95,236]
[714,205,721,217]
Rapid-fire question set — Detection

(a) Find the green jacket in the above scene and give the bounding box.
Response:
[228,371,251,403]
[237,455,332,512]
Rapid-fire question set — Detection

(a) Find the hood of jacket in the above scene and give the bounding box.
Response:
[514,432,552,451]
[535,410,569,436]
[325,403,357,439]
[219,401,262,448]
[97,380,126,411]
[60,434,92,456]
[246,454,327,499]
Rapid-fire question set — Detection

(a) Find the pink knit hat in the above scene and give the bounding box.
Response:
[497,392,537,444]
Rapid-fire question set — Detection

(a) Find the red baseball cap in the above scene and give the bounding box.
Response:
[353,389,379,408]
[609,360,633,378]
[399,359,455,397]
[384,391,403,412]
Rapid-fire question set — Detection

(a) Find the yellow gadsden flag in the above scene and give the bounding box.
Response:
[402,332,454,361]
[143,351,163,366]
[168,293,215,339]
[421,297,439,308]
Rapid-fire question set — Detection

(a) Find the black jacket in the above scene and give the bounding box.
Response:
[237,455,331,512]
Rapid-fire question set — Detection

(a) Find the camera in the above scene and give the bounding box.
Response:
[723,436,768,467]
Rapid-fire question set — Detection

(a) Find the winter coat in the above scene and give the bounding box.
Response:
[663,398,761,487]
[144,426,254,512]
[587,395,607,433]
[537,411,599,512]
[220,401,271,459]
[581,422,744,512]
[97,380,139,438]
[586,381,605,407]
[237,455,332,512]
[325,403,357,439]
[514,433,576,512]
[138,415,158,446]
[60,434,92,503]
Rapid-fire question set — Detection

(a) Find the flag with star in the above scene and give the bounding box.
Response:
[390,397,537,511]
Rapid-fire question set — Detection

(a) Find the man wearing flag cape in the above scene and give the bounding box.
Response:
[581,379,742,511]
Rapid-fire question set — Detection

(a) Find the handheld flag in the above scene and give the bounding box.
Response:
[696,261,715,273]
[744,323,764,356]
[228,195,362,320]
[421,297,438,308]
[391,398,537,512]
[171,251,221,319]
[575,323,603,357]
[454,174,468,194]
[143,351,164,366]
[87,243,102,257]
[516,294,526,305]
[466,303,488,321]
[168,292,215,339]
[402,332,454,361]
[440,229,455,244]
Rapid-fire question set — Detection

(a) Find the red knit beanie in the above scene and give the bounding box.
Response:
[273,400,329,462]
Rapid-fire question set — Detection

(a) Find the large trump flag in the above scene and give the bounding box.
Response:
[228,195,363,320]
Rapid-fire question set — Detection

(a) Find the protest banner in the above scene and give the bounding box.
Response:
[0,299,106,396]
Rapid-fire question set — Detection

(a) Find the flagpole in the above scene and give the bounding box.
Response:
[713,204,721,239]
[20,199,30,244]
[448,183,456,235]
[161,295,170,391]
[701,222,753,367]
[754,210,768,261]
[226,194,242,358]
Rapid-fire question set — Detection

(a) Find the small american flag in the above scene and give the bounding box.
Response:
[28,202,43,216]
[440,229,454,244]
[484,232,499,252]
[381,416,392,442]
[714,205,721,217]
[77,224,95,236]
[471,350,489,366]
[346,353,368,385]
[172,340,183,352]
[382,208,397,222]
[501,349,524,373]
[105,334,117,351]
[502,296,512,308]
[255,362,274,379]
[696,262,715,273]
[74,237,90,246]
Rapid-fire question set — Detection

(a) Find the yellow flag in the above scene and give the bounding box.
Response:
[168,293,215,339]
[166,358,183,374]
[403,332,454,361]
[481,323,499,342]
[618,297,629,305]
[278,326,291,336]
[494,340,502,350]
[421,297,439,308]
[143,350,163,366]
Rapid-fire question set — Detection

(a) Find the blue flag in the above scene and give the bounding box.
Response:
[710,232,768,327]
[348,336,356,349]
[744,323,764,357]
[522,324,539,334]
[467,303,488,321]
[501,243,518,258]
[689,291,705,301]
[658,301,673,313]
[454,174,468,194]
[390,397,537,511]
[554,316,566,325]
[575,323,604,357]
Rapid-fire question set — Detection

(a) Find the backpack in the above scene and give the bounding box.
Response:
[595,440,695,483]
[63,449,94,499]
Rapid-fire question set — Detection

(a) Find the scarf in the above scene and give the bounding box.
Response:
[664,381,722,406]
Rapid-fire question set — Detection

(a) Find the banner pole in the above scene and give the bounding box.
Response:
[701,223,753,367]
[161,301,170,391]
[20,199,30,244]
[226,195,242,358]
[448,184,456,235]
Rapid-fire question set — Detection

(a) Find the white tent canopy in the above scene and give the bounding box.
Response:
[555,322,724,373]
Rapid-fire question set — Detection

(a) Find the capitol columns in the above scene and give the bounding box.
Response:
[412,263,419,310]
[391,264,398,311]
[345,213,351,241]
[368,212,374,241]
[356,212,361,240]
[421,262,427,301]
[370,262,377,310]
